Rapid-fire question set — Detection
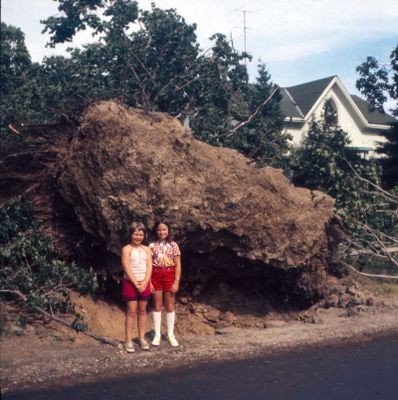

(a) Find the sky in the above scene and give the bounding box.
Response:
[2,0,398,98]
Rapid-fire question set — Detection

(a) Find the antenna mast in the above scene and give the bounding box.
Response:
[234,9,251,65]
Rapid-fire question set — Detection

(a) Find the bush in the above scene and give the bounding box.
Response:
[0,197,98,317]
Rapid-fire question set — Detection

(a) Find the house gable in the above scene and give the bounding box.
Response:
[285,76,336,117]
[280,76,396,150]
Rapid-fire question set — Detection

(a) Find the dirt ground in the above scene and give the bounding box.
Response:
[1,276,398,395]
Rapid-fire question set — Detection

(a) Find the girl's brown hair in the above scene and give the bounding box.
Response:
[129,221,146,240]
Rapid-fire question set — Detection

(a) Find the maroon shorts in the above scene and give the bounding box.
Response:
[151,267,175,292]
[122,279,151,301]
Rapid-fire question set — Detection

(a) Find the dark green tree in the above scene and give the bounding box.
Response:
[356,44,398,188]
[39,1,288,166]
[2,1,289,169]
[0,197,98,322]
[0,22,32,96]
[223,63,290,168]
[377,122,398,189]
[356,44,397,116]
[0,22,35,131]
[292,103,380,217]
[292,103,397,273]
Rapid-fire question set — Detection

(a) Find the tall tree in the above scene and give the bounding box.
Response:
[356,45,398,188]
[2,1,288,169]
[356,44,398,116]
[292,103,397,273]
[0,22,35,131]
[292,103,379,216]
[41,1,287,166]
[224,63,290,168]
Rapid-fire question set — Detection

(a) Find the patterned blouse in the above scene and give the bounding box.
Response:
[149,241,181,268]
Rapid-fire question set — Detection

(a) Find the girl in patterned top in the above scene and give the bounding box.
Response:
[149,221,181,347]
[121,222,152,353]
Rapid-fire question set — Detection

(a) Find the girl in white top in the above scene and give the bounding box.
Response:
[121,222,152,353]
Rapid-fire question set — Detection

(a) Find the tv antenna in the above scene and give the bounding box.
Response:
[233,9,252,64]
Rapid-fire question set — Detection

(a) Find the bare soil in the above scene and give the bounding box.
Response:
[1,277,398,395]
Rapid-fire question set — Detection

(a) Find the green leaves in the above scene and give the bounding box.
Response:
[291,105,397,274]
[41,0,109,47]
[356,44,398,188]
[0,197,98,316]
[2,4,290,170]
[356,44,398,116]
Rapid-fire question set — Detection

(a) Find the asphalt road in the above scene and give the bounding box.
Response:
[5,334,398,400]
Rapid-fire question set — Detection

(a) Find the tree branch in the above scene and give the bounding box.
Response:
[342,262,398,280]
[342,156,398,201]
[226,86,280,136]
[0,289,119,346]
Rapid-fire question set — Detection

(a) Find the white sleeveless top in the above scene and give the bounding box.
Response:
[124,246,148,281]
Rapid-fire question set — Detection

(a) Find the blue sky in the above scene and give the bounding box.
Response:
[2,0,398,98]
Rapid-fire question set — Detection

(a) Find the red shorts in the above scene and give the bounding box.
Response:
[151,267,175,292]
[122,279,151,301]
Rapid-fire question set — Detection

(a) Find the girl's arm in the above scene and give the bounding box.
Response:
[142,246,153,286]
[171,255,181,294]
[121,246,139,287]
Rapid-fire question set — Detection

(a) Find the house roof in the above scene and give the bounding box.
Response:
[280,76,396,127]
[279,88,303,118]
[284,76,336,116]
[350,95,396,125]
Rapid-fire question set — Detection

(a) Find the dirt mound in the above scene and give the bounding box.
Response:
[56,101,339,304]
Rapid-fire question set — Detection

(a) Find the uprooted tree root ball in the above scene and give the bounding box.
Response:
[57,101,343,303]
[1,100,364,328]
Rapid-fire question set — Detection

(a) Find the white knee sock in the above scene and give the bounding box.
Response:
[153,311,161,338]
[166,311,175,337]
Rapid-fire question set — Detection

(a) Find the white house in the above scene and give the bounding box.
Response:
[280,75,396,152]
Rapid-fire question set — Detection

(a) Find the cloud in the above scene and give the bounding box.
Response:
[140,0,398,62]
[2,0,397,69]
[262,39,332,62]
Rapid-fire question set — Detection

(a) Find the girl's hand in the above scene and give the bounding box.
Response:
[136,282,145,293]
[171,280,179,294]
[150,283,155,293]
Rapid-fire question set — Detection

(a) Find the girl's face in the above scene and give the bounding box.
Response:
[156,223,169,241]
[131,230,145,246]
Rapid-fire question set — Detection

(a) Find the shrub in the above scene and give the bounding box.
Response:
[0,197,98,320]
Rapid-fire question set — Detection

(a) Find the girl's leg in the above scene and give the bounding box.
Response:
[164,292,178,345]
[164,291,175,313]
[137,299,148,341]
[125,300,137,344]
[153,290,164,312]
[152,290,163,342]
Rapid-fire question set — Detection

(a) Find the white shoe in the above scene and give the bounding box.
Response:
[167,335,179,347]
[152,336,161,346]
[140,339,150,351]
[124,342,135,353]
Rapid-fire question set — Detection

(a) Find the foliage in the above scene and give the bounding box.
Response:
[42,1,288,167]
[2,2,290,169]
[0,197,98,319]
[292,104,398,273]
[356,44,398,188]
[356,44,398,117]
[41,0,136,47]
[222,63,291,168]
[376,122,398,189]
[0,22,32,96]
[292,103,358,204]
[0,22,37,134]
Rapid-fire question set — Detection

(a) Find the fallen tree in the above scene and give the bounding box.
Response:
[52,101,342,305]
